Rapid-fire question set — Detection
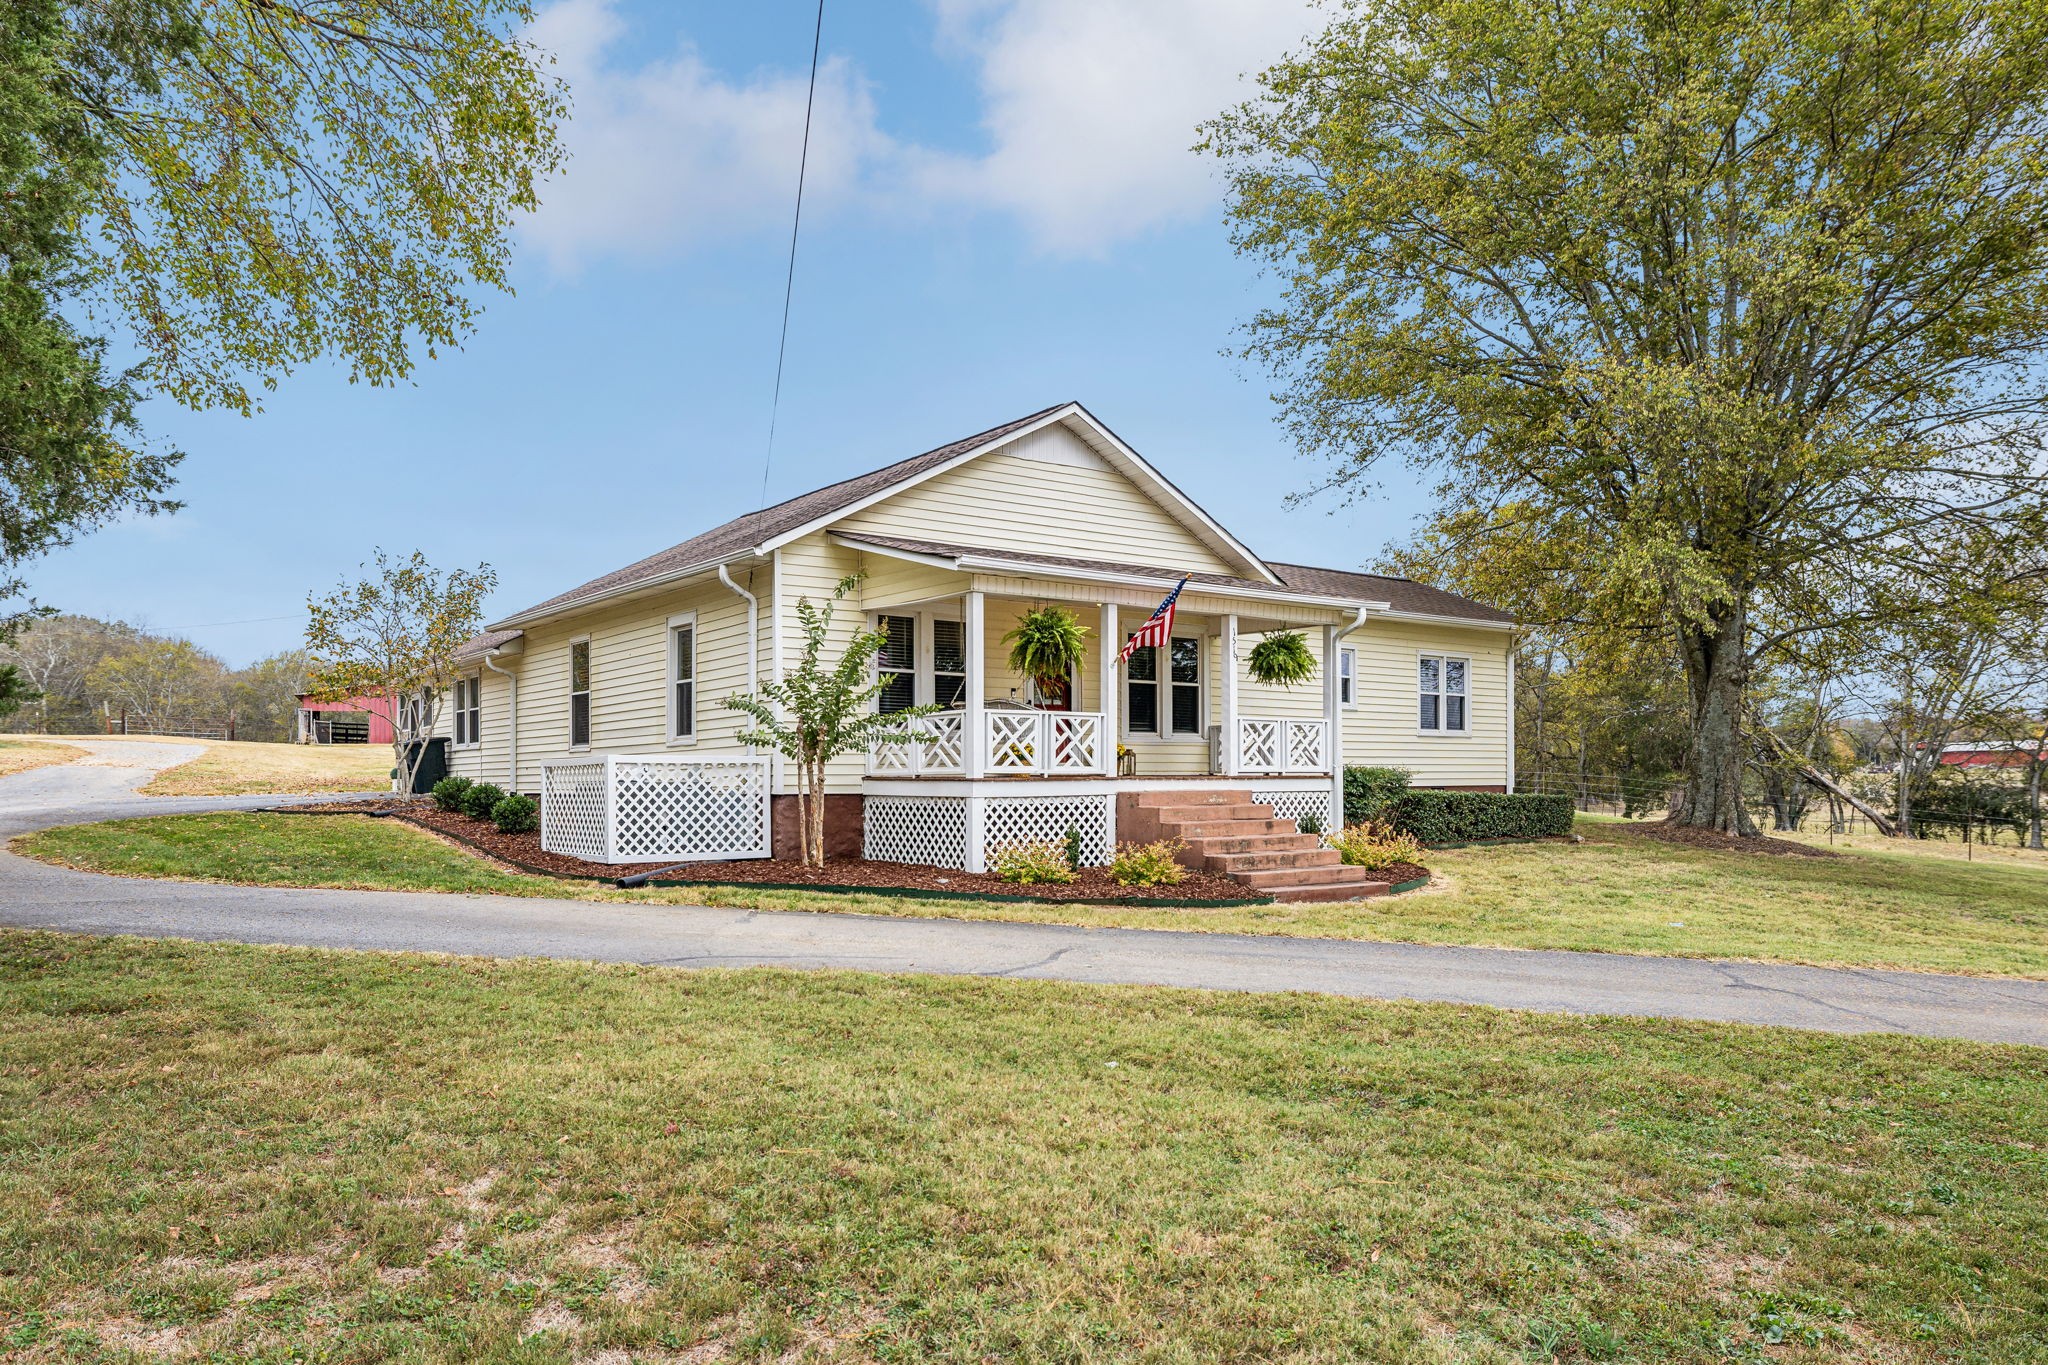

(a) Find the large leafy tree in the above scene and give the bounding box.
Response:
[1206,0,2048,833]
[0,0,176,621]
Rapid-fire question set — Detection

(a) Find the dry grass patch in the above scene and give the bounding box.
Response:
[138,740,393,796]
[0,738,84,778]
[0,932,2042,1362]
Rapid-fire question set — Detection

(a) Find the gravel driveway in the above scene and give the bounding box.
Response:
[2,743,2043,1046]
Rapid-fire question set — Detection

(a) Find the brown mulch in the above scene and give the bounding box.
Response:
[625,856,1264,903]
[268,797,1271,900]
[1628,819,1840,859]
[1374,861,1432,887]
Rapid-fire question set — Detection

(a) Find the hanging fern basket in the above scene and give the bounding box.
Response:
[1246,631,1317,687]
[1003,605,1090,687]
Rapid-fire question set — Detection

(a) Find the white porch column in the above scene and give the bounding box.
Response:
[1221,614,1240,776]
[1098,601,1119,775]
[964,590,986,779]
[1323,624,1343,828]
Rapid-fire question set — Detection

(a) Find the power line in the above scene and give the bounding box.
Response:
[760,0,827,508]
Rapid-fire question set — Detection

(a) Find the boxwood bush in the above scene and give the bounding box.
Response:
[461,782,507,821]
[1343,766,1411,824]
[491,792,539,835]
[430,775,474,812]
[1381,790,1574,844]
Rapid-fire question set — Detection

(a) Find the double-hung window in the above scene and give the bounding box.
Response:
[932,618,967,707]
[1418,653,1467,733]
[454,676,481,745]
[1126,636,1202,736]
[569,639,591,747]
[670,620,695,740]
[875,615,916,713]
[1338,648,1357,707]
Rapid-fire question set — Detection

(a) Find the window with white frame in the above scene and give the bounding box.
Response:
[932,618,966,707]
[1418,653,1468,732]
[569,638,591,747]
[1126,636,1202,736]
[453,676,481,745]
[875,615,916,713]
[1339,648,1357,707]
[670,620,695,740]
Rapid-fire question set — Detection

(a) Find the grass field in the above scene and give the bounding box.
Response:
[0,737,84,779]
[0,930,2041,1363]
[137,740,393,796]
[19,812,2048,979]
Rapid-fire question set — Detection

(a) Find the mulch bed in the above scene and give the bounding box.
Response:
[268,798,1275,901]
[1628,819,1839,858]
[1372,861,1431,887]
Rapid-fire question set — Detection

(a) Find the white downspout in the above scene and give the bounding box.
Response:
[1333,605,1369,827]
[482,648,518,791]
[717,563,760,701]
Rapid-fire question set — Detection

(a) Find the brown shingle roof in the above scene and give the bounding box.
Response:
[494,403,1072,625]
[454,628,523,663]
[839,534,1514,624]
[1267,562,1515,624]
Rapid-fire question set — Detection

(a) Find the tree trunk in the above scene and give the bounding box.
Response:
[2030,759,2043,851]
[1754,726,1896,836]
[794,760,814,867]
[808,758,827,868]
[1671,605,1757,834]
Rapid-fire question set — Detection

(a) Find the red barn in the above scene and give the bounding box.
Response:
[294,693,397,745]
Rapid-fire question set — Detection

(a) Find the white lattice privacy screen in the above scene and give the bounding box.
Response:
[1253,787,1334,836]
[864,793,1113,870]
[541,755,771,864]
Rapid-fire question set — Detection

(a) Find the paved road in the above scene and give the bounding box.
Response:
[2,741,2044,1046]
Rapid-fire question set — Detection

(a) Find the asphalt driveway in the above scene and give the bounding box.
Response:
[2,740,2044,1046]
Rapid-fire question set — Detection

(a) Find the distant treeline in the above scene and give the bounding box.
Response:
[0,615,307,742]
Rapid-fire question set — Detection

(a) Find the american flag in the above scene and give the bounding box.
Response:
[1118,576,1189,665]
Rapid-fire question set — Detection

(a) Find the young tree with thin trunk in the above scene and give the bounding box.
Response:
[725,577,938,868]
[1205,0,2048,833]
[305,550,495,795]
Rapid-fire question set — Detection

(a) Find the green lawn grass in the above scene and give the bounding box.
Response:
[0,930,2042,1363]
[18,812,2048,979]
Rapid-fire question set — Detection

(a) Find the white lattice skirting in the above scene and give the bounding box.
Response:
[863,793,1113,871]
[541,754,771,864]
[1253,787,1334,835]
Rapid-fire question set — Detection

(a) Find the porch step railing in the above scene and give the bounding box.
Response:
[866,710,1110,777]
[1223,716,1330,775]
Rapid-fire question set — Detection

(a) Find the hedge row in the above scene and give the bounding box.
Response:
[1343,766,1412,824]
[1380,790,1575,844]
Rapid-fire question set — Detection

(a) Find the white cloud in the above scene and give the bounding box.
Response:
[919,0,1319,254]
[521,0,909,269]
[520,0,1320,267]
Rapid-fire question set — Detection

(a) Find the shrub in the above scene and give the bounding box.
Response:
[1326,821,1426,871]
[1109,839,1187,886]
[1295,811,1324,836]
[461,781,507,821]
[491,792,538,835]
[991,840,1079,884]
[431,775,474,812]
[1381,790,1574,843]
[1343,766,1411,824]
[1063,824,1083,872]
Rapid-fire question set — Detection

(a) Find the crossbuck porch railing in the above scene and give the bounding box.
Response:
[866,710,1110,777]
[1226,716,1330,775]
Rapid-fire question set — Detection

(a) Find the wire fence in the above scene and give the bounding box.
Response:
[1516,770,2043,856]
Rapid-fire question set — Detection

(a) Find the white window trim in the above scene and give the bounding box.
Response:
[568,634,592,751]
[871,611,919,715]
[666,612,698,746]
[453,674,482,749]
[1339,647,1357,710]
[1416,649,1472,736]
[1123,632,1204,743]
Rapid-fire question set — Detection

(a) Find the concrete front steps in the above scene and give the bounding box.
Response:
[1118,788,1388,903]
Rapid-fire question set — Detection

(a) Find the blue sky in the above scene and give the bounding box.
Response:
[33,0,1434,666]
